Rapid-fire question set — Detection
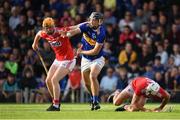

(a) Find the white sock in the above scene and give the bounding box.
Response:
[53,104,59,108]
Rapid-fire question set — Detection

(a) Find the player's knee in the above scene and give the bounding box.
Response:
[113,99,122,106]
[84,82,90,88]
[89,74,97,81]
[113,100,118,106]
[45,78,51,84]
[51,77,58,85]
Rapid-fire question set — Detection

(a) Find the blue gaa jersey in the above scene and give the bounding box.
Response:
[79,23,106,60]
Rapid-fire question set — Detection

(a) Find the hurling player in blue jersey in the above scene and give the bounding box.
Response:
[63,12,106,110]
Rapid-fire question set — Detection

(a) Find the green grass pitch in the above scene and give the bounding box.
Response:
[0,103,180,120]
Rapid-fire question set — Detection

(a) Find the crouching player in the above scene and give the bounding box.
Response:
[32,17,76,111]
[110,76,170,112]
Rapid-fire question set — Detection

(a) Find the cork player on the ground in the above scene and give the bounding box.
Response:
[108,76,170,112]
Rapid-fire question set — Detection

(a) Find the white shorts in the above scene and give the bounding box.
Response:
[122,83,134,97]
[52,59,76,71]
[122,83,147,104]
[81,56,105,72]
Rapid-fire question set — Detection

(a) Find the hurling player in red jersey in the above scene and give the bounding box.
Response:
[109,77,170,112]
[32,17,76,111]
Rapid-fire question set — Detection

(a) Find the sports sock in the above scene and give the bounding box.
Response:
[53,99,60,108]
[53,104,59,108]
[90,96,93,102]
[93,96,99,103]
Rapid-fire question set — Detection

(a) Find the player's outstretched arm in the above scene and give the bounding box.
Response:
[65,22,89,38]
[32,31,41,51]
[153,91,170,112]
[69,22,88,30]
[65,28,81,38]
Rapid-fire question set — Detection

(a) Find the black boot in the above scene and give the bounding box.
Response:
[115,104,127,112]
[46,104,60,111]
[91,102,101,111]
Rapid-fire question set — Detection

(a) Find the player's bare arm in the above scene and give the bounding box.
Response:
[32,31,41,51]
[68,22,88,30]
[77,43,103,56]
[58,23,86,38]
[154,91,171,112]
[65,28,81,38]
[60,22,89,37]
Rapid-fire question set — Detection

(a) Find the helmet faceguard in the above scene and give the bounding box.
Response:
[89,12,104,30]
[145,82,160,95]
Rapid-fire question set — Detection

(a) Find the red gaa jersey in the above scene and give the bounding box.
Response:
[132,77,167,99]
[38,27,74,61]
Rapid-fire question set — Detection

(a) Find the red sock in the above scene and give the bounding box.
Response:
[53,99,60,105]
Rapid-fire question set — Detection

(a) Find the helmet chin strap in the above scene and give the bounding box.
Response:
[91,26,99,30]
[89,20,100,30]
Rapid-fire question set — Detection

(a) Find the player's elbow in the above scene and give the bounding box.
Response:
[92,49,100,55]
[166,92,171,101]
[93,52,99,55]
